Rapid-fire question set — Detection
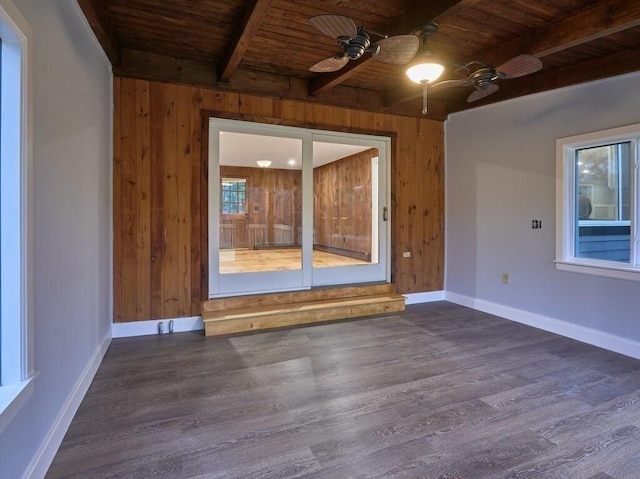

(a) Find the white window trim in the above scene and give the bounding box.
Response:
[555,122,639,281]
[0,0,35,434]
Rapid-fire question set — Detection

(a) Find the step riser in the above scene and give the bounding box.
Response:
[204,299,405,336]
[203,283,395,313]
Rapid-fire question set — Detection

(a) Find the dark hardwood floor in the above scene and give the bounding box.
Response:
[46,302,640,478]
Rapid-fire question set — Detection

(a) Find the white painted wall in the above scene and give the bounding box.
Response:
[446,71,640,348]
[0,1,112,477]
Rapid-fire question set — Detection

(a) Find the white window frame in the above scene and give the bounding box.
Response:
[0,0,35,434]
[556,123,639,281]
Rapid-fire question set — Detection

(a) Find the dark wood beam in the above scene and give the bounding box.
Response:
[389,0,484,36]
[76,0,121,67]
[479,0,640,66]
[309,0,470,96]
[446,46,640,113]
[114,49,447,120]
[218,0,274,83]
[308,58,371,96]
[115,49,219,88]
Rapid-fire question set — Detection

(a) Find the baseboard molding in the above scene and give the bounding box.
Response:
[445,291,640,360]
[24,332,112,479]
[403,291,446,305]
[112,316,203,338]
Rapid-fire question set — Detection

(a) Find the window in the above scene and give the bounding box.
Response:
[0,0,34,434]
[221,178,246,215]
[556,123,639,281]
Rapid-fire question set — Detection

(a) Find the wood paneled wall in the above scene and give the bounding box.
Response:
[314,149,373,258]
[220,166,302,247]
[113,77,444,323]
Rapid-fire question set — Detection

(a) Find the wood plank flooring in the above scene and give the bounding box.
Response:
[46,302,640,478]
[219,248,369,274]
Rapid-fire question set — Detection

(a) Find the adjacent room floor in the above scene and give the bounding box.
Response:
[46,302,640,478]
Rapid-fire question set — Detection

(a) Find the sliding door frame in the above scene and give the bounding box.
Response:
[207,117,391,298]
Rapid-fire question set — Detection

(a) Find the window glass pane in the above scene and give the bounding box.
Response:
[574,142,631,263]
[220,178,246,215]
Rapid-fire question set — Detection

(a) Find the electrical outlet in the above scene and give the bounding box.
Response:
[403,251,411,258]
[502,272,510,284]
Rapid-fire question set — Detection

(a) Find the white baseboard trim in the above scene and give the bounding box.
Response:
[112,316,203,338]
[445,291,640,360]
[403,291,446,305]
[24,332,112,479]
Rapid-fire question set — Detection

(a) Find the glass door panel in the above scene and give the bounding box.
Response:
[209,121,308,296]
[311,136,388,286]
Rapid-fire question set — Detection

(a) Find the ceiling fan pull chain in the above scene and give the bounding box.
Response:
[422,82,429,115]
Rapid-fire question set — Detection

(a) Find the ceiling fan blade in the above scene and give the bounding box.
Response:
[309,55,349,73]
[373,35,420,64]
[309,15,357,39]
[468,83,499,102]
[497,54,542,79]
[430,79,471,91]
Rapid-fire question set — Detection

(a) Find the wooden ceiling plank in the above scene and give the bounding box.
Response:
[219,0,275,83]
[481,0,640,65]
[77,0,121,66]
[309,0,471,96]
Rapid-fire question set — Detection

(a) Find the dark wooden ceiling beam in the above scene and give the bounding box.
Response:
[389,0,484,36]
[218,0,274,83]
[308,0,470,96]
[76,0,121,66]
[479,0,640,66]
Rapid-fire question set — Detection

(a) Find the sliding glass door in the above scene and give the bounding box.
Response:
[208,119,389,297]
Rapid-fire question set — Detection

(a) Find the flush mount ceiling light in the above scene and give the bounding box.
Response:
[256,160,272,168]
[406,22,444,115]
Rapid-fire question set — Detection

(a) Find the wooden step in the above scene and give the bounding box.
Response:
[202,284,405,337]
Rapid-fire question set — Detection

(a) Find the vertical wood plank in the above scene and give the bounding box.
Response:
[149,81,166,320]
[224,92,239,113]
[202,88,216,111]
[200,106,209,302]
[120,79,138,322]
[261,97,274,118]
[135,80,151,321]
[163,83,180,318]
[112,77,123,322]
[190,87,204,315]
[177,86,192,316]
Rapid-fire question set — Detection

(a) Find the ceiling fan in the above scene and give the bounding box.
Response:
[430,54,543,102]
[308,14,419,73]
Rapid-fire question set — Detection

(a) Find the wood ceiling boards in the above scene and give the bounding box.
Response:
[79,0,640,119]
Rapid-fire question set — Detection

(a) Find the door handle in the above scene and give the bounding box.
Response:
[383,206,388,222]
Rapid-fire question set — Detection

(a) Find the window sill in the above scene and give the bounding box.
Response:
[555,260,640,282]
[0,375,36,435]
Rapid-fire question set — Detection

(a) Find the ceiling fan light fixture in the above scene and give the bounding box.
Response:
[405,22,444,115]
[406,62,444,115]
[256,160,272,168]
[406,62,444,84]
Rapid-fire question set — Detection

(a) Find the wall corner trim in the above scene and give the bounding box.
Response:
[24,332,112,479]
[445,291,640,361]
[112,316,204,338]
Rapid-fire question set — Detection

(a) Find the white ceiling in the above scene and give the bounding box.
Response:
[219,132,371,169]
